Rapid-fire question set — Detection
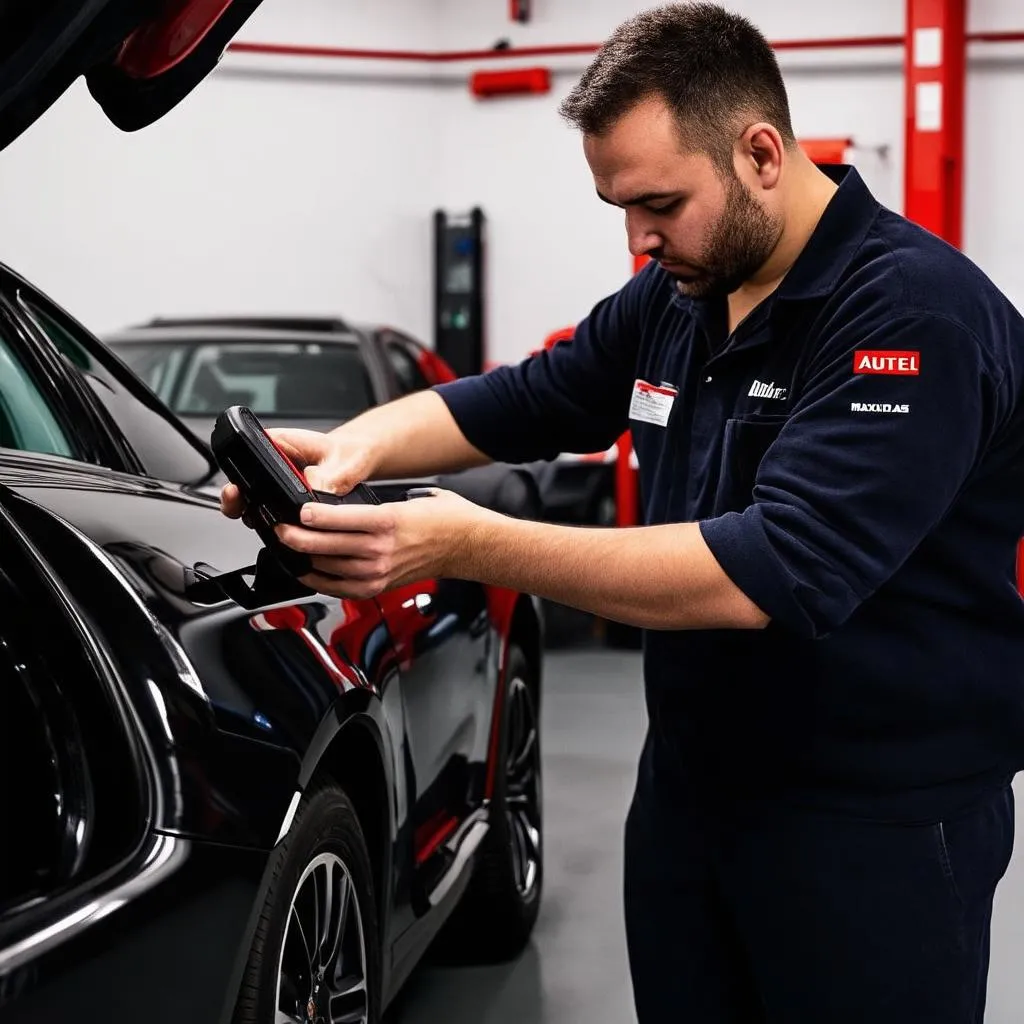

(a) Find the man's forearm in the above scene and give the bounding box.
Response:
[459,515,770,631]
[342,390,492,480]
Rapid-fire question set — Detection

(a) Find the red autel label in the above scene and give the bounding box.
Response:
[853,350,920,375]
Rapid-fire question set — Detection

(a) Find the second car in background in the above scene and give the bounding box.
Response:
[105,315,457,442]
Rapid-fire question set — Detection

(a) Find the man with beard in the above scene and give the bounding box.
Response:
[222,4,1024,1021]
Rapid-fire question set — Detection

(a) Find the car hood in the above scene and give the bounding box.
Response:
[0,0,266,152]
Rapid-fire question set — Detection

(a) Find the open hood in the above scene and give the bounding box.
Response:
[0,0,266,151]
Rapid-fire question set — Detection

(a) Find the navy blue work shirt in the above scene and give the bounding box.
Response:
[434,165,1024,820]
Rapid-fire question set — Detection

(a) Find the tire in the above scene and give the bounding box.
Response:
[234,780,381,1024]
[435,644,543,963]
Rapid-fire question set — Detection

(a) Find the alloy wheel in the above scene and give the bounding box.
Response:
[504,675,542,898]
[275,852,368,1024]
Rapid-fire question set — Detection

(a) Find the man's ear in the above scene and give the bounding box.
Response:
[741,122,784,189]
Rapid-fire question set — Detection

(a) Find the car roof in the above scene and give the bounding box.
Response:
[138,314,360,334]
[105,325,366,348]
[128,314,417,345]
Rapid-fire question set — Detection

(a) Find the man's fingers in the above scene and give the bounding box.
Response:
[309,555,386,582]
[301,503,395,534]
[265,427,331,467]
[297,571,383,602]
[276,519,392,557]
[220,483,245,518]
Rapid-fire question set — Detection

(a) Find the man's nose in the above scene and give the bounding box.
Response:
[625,212,660,258]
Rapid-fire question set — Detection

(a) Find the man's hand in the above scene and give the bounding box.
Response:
[274,488,492,600]
[219,426,379,520]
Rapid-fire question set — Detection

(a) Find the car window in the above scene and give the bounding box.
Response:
[115,344,187,405]
[17,296,214,484]
[384,339,430,396]
[116,340,376,421]
[0,328,74,458]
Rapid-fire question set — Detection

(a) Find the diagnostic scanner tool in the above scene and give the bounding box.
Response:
[211,405,379,579]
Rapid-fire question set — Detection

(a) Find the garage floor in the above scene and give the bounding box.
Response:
[385,635,1024,1024]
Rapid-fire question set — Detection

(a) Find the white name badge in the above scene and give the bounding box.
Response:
[629,379,678,427]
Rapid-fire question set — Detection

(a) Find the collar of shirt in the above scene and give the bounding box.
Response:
[774,163,882,302]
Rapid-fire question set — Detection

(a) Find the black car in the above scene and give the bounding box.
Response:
[102,317,458,444]
[0,263,545,1024]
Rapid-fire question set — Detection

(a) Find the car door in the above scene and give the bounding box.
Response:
[373,573,491,907]
[1,272,398,783]
[7,276,496,943]
[0,488,274,1024]
[0,275,484,959]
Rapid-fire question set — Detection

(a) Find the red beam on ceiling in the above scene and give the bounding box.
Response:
[226,41,602,62]
[226,30,1024,64]
[969,30,1024,44]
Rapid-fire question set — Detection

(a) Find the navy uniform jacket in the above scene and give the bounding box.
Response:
[434,166,1024,820]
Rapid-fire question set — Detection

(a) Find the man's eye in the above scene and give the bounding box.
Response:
[649,199,681,214]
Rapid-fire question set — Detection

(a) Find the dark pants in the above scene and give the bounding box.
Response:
[623,732,1015,1023]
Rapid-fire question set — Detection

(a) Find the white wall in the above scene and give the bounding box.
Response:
[0,1,1020,362]
[0,0,443,339]
[965,0,1024,309]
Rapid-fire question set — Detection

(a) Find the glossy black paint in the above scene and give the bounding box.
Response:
[0,263,544,1021]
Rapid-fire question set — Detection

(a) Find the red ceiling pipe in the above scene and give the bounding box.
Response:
[226,30,1024,65]
[226,41,602,62]
[227,36,901,64]
[969,30,1024,44]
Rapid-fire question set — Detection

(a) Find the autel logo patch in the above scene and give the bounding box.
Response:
[853,350,920,375]
[748,379,787,400]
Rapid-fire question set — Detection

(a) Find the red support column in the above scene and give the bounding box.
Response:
[614,433,637,528]
[1017,536,1024,597]
[615,253,651,528]
[903,0,966,247]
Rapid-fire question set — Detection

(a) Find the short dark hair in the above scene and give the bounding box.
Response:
[559,3,796,172]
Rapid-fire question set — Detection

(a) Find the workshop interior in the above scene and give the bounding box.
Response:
[0,1,1022,1022]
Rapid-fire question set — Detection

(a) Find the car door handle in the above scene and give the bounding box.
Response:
[185,550,313,610]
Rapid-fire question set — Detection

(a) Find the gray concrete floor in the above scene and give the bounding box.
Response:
[385,638,1024,1024]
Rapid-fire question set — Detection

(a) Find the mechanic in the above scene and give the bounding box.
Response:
[222,4,1024,1021]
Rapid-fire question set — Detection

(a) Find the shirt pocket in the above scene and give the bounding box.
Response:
[713,413,788,515]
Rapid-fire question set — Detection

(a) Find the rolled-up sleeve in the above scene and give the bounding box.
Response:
[700,312,1004,638]
[432,266,651,464]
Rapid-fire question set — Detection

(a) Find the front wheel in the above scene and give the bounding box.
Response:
[234,781,381,1024]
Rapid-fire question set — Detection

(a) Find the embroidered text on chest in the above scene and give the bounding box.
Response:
[747,379,788,400]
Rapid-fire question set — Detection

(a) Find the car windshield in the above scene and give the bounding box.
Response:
[113,339,375,421]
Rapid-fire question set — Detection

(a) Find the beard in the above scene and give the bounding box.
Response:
[660,173,782,301]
